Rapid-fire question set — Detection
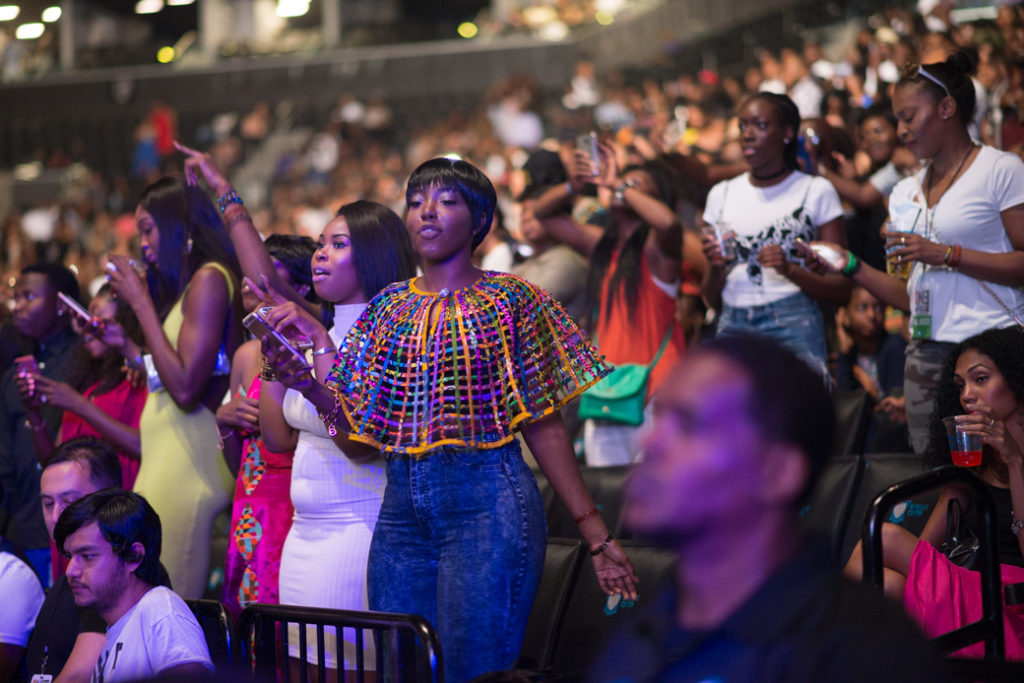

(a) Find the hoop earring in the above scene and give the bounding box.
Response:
[186,237,193,254]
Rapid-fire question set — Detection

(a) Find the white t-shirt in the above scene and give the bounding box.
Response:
[0,551,44,647]
[92,586,212,683]
[890,145,1024,342]
[703,171,844,307]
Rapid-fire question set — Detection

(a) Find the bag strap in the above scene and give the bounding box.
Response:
[648,325,674,370]
[979,280,1024,328]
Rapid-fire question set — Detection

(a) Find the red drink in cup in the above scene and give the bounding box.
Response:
[943,416,983,467]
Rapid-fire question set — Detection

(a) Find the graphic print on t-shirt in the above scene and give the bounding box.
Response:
[735,193,815,287]
[93,642,124,683]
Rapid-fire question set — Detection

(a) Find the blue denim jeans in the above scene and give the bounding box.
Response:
[368,441,546,682]
[717,292,829,378]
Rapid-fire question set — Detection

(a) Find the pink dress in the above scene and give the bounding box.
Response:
[904,539,1024,659]
[60,378,147,490]
[223,376,294,619]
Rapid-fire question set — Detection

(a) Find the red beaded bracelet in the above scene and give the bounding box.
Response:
[573,507,599,526]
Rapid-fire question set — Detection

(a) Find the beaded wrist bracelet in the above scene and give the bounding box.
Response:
[216,189,243,214]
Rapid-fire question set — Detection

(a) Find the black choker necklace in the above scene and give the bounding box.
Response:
[751,167,790,181]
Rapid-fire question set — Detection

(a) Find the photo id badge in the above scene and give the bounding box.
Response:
[31,675,54,683]
[912,288,932,339]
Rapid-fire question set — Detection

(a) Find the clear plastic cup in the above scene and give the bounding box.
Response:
[702,223,736,261]
[943,416,982,467]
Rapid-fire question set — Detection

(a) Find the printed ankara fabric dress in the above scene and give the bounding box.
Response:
[326,272,611,454]
[223,375,293,620]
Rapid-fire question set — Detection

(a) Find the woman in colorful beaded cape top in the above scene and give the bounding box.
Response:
[266,157,638,681]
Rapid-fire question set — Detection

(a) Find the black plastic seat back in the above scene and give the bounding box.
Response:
[839,452,934,564]
[517,539,587,672]
[185,599,234,673]
[832,389,873,456]
[549,541,676,677]
[799,454,863,561]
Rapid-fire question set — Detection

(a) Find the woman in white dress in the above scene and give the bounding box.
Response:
[258,201,416,671]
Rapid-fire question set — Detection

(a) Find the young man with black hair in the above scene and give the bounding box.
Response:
[24,438,123,683]
[0,263,81,584]
[55,490,212,682]
[591,334,949,681]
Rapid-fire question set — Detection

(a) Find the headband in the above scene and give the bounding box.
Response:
[917,65,952,97]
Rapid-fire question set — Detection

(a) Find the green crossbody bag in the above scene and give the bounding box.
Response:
[578,327,673,426]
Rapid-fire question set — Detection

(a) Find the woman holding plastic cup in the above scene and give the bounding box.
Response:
[700,92,849,377]
[803,50,1024,452]
[843,326,1024,658]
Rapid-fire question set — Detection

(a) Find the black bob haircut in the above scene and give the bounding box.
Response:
[333,200,417,300]
[406,157,497,250]
[55,489,171,589]
[698,333,834,506]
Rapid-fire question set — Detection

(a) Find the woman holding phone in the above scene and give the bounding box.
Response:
[177,141,417,672]
[107,177,244,599]
[26,284,147,490]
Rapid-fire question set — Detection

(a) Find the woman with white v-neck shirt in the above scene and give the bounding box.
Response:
[808,50,1024,452]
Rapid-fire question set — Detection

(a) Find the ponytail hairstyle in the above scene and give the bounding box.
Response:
[896,48,978,126]
[739,92,802,170]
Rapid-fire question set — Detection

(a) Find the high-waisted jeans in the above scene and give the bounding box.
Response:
[368,440,546,682]
[718,291,829,379]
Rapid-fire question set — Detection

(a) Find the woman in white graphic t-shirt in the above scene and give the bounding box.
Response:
[701,92,850,377]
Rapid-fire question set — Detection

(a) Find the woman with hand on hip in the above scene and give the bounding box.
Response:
[806,50,1024,452]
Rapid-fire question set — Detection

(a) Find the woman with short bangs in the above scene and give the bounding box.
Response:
[266,158,637,682]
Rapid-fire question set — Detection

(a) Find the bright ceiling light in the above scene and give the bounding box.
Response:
[41,6,61,22]
[0,6,19,21]
[167,0,195,5]
[135,0,163,14]
[15,22,44,39]
[276,0,309,18]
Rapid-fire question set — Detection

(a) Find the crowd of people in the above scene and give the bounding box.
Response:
[3,0,1024,680]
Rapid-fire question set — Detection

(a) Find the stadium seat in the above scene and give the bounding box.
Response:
[517,539,587,672]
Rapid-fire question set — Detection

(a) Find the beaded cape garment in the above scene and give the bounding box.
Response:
[327,272,611,455]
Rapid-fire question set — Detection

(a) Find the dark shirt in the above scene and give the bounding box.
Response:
[834,331,907,397]
[21,574,106,682]
[0,328,77,550]
[589,542,950,682]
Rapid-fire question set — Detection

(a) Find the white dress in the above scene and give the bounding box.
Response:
[278,304,386,669]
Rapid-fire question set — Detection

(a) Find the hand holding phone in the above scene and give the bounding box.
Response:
[58,292,97,330]
[243,309,307,364]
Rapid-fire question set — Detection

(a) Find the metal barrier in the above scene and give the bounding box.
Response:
[236,604,443,683]
[861,466,1005,659]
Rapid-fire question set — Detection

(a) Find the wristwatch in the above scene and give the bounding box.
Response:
[1012,510,1024,536]
[613,178,639,203]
